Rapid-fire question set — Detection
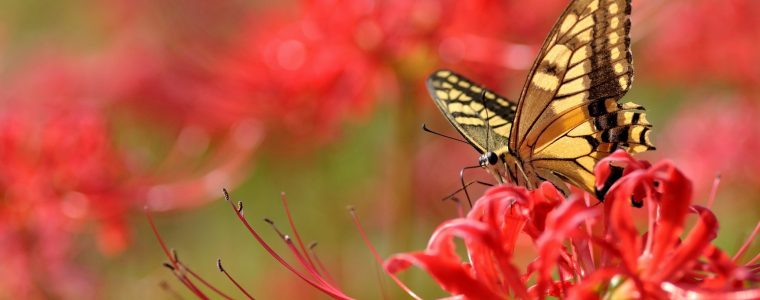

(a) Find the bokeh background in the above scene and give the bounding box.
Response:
[1,0,758,299]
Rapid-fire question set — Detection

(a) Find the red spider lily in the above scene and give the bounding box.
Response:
[385,183,580,299]
[150,152,760,299]
[149,189,428,300]
[659,97,760,193]
[0,50,263,297]
[89,0,571,150]
[149,192,350,299]
[95,0,250,129]
[0,107,131,299]
[422,0,567,86]
[215,7,385,143]
[201,0,572,142]
[639,0,760,90]
[386,150,760,299]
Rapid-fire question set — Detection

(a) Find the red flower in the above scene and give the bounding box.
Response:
[215,5,385,143]
[0,50,263,297]
[151,151,760,299]
[148,191,359,300]
[0,107,131,298]
[659,96,760,194]
[640,0,760,90]
[387,184,552,298]
[385,151,760,299]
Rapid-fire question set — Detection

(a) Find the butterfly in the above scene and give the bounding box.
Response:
[427,0,654,199]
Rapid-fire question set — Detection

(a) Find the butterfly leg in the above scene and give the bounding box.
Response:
[459,165,488,207]
[442,180,493,203]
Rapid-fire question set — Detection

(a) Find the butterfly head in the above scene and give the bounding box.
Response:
[478,151,499,167]
[479,151,507,184]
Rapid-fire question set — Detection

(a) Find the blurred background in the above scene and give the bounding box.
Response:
[0,0,758,299]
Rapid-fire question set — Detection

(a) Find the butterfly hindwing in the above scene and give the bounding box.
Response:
[427,69,517,155]
[508,0,654,193]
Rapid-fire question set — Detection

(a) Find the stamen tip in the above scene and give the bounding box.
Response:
[162,262,175,271]
[216,258,224,272]
[223,188,231,201]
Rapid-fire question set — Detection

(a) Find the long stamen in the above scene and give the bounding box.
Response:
[264,218,335,289]
[217,259,255,300]
[146,207,177,268]
[176,259,234,299]
[348,207,422,300]
[222,189,351,299]
[374,256,390,300]
[309,242,338,286]
[748,253,760,266]
[281,192,320,273]
[733,221,760,262]
[706,174,721,209]
[164,263,209,300]
[147,208,224,299]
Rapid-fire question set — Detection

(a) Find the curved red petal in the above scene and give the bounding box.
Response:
[645,163,693,279]
[384,253,503,299]
[565,268,620,300]
[653,205,719,283]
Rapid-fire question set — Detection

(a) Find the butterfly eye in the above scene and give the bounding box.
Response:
[487,152,499,165]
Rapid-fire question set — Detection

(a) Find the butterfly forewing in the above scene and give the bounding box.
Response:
[427,69,517,155]
[509,0,654,193]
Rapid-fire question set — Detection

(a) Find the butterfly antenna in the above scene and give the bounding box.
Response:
[421,124,469,145]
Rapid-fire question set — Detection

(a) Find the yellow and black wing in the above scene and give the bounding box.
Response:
[427,69,517,155]
[509,0,655,194]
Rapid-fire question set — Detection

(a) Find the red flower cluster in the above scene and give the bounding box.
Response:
[0,48,262,298]
[153,151,759,299]
[0,107,131,299]
[213,0,562,141]
[660,97,760,193]
[640,0,760,90]
[386,151,760,299]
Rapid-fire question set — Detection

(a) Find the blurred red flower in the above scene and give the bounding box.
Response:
[660,96,760,193]
[0,48,263,297]
[385,151,760,299]
[0,107,132,299]
[215,4,386,143]
[118,0,572,146]
[640,0,760,90]
[152,151,760,299]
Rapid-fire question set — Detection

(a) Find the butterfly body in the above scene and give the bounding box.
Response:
[427,0,655,197]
